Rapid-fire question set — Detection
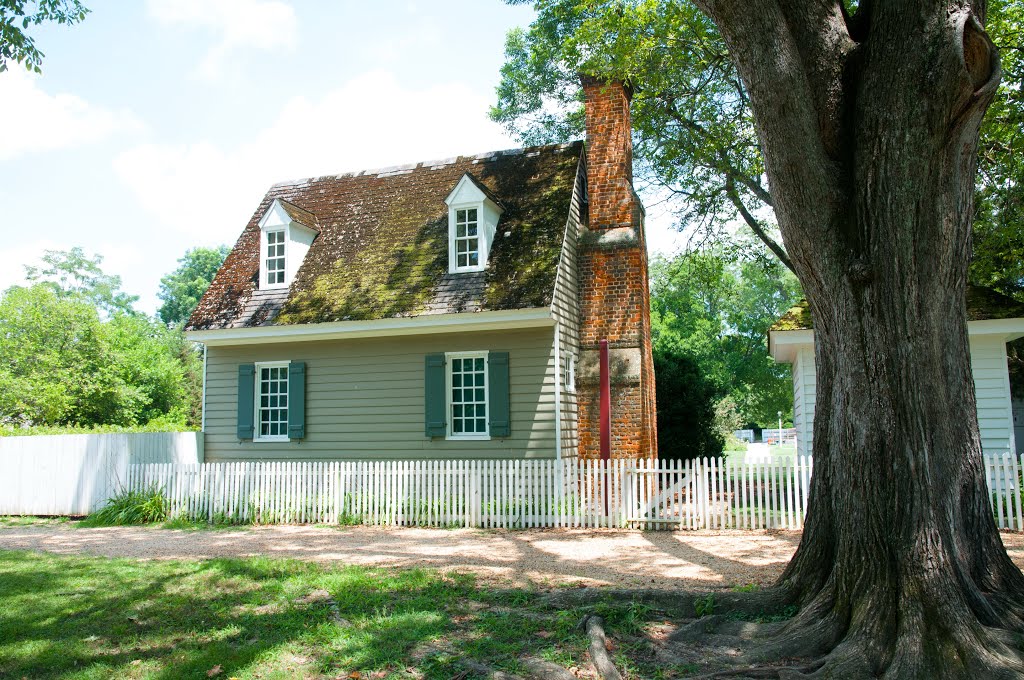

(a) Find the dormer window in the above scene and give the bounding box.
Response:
[258,199,319,290]
[265,230,286,286]
[445,173,503,274]
[454,208,480,269]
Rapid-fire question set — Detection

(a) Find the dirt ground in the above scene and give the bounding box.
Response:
[2,524,1023,591]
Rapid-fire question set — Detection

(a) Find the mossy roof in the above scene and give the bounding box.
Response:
[770,284,1024,332]
[186,142,583,330]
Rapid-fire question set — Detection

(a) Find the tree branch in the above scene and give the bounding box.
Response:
[725,177,795,273]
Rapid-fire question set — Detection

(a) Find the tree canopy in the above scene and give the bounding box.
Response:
[492,0,1023,289]
[651,246,801,427]
[157,245,230,326]
[0,0,89,72]
[0,249,201,431]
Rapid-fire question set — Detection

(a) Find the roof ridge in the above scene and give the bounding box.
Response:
[269,140,583,189]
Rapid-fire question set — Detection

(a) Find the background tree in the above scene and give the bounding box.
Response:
[651,246,801,428]
[0,250,202,430]
[0,0,89,72]
[498,0,1024,675]
[157,245,230,326]
[24,247,138,316]
[652,347,723,459]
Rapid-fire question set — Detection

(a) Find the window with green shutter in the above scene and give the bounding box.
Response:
[487,351,510,437]
[237,363,255,440]
[424,354,447,437]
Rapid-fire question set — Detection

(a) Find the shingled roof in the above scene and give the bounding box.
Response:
[771,284,1024,332]
[186,141,583,331]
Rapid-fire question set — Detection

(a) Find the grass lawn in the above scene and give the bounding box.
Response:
[0,550,677,679]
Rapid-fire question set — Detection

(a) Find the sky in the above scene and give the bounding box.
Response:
[1,0,683,315]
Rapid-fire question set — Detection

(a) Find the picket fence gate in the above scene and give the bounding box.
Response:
[124,453,1024,531]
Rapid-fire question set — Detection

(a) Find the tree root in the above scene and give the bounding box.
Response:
[580,615,623,680]
[518,656,577,680]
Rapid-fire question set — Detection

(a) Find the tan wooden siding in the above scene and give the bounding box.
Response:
[203,327,557,461]
[550,159,584,458]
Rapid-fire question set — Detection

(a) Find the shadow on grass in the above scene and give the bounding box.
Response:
[0,551,477,679]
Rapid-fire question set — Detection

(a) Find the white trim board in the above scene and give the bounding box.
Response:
[187,308,556,346]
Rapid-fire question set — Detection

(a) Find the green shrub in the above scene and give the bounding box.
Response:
[84,485,169,526]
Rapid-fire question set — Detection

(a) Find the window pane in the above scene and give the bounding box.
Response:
[458,254,467,267]
[468,224,477,236]
[475,358,484,372]
[467,208,477,221]
[457,224,466,237]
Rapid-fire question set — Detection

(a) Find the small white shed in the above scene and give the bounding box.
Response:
[769,286,1024,457]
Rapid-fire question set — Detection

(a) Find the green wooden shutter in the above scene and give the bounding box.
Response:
[488,351,510,437]
[237,363,255,440]
[288,361,306,439]
[424,353,446,437]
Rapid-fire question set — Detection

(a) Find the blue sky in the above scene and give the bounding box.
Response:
[1,1,681,314]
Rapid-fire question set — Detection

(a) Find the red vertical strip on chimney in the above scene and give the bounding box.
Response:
[600,339,611,461]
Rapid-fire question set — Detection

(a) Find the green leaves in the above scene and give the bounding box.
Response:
[157,245,230,326]
[0,0,90,73]
[651,247,801,430]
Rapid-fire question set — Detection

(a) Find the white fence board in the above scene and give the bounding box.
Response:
[117,454,1022,531]
[0,432,202,515]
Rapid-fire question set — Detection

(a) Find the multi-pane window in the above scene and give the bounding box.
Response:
[266,230,286,286]
[257,363,289,439]
[449,353,488,436]
[453,208,480,270]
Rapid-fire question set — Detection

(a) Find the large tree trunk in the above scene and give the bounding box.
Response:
[692,0,1024,676]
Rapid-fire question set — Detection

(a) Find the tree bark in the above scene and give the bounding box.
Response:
[691,0,1024,676]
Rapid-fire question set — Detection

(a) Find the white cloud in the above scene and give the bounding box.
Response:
[0,70,142,161]
[113,70,520,245]
[147,0,298,79]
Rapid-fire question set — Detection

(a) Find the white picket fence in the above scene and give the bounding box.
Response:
[0,432,202,515]
[124,453,1024,530]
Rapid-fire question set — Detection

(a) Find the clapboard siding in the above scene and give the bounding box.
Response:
[551,157,584,458]
[203,327,558,461]
[792,347,816,457]
[971,337,1016,454]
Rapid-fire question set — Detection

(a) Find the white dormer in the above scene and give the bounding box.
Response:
[445,174,503,273]
[258,199,318,290]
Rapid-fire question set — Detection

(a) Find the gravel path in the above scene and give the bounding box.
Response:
[1,525,1022,591]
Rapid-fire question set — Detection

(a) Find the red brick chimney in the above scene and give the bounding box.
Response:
[576,76,658,460]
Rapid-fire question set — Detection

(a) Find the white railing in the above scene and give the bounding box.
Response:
[123,453,1024,530]
[0,432,202,515]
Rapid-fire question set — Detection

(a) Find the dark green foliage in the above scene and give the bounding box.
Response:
[0,0,89,72]
[651,247,802,428]
[654,347,723,460]
[83,485,170,526]
[157,245,229,326]
[972,0,1024,300]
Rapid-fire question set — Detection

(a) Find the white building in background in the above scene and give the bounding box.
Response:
[768,287,1024,458]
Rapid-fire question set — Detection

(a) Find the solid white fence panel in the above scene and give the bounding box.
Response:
[0,431,201,515]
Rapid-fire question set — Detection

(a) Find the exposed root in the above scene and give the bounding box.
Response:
[518,656,577,680]
[580,615,622,680]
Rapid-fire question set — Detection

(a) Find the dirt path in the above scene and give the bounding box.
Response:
[2,524,1023,591]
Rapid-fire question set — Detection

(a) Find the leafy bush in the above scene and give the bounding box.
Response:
[84,485,169,526]
[0,421,196,436]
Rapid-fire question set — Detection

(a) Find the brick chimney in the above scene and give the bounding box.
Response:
[576,75,658,460]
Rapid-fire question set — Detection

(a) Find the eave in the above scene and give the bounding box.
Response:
[186,307,556,347]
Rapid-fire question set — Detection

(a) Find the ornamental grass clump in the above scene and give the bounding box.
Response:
[85,484,169,525]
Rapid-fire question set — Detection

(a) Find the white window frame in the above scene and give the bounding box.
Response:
[263,228,288,289]
[565,352,577,394]
[445,351,490,440]
[253,360,290,442]
[449,203,485,273]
